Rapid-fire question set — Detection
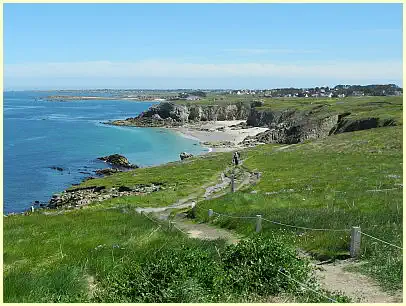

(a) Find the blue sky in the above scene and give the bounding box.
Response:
[4,3,403,90]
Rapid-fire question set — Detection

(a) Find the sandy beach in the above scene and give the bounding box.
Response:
[171,120,269,152]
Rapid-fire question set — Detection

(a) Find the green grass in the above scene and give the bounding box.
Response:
[4,208,349,302]
[194,126,402,291]
[71,151,234,208]
[3,208,222,302]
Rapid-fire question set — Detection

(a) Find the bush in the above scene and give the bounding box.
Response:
[93,235,319,302]
[222,234,311,296]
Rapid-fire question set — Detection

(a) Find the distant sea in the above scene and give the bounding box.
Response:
[4,91,207,214]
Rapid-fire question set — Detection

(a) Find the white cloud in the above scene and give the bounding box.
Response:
[223,48,320,55]
[5,59,402,82]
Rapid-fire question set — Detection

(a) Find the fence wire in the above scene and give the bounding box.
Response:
[211,210,349,232]
[210,209,402,250]
[360,231,403,250]
[212,211,257,220]
[261,217,350,232]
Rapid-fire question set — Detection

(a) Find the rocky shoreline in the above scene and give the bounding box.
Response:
[48,183,163,209]
[9,149,206,216]
[107,101,397,147]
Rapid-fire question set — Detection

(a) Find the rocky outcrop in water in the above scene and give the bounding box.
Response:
[180,152,194,160]
[50,166,64,172]
[97,154,138,169]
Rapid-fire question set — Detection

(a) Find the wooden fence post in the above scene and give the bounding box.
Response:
[31,206,34,213]
[231,175,235,193]
[256,215,262,233]
[350,226,361,258]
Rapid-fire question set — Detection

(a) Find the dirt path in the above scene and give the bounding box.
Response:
[172,218,240,245]
[136,167,255,216]
[314,260,402,303]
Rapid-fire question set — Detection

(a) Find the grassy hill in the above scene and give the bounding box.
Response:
[3,96,402,302]
[195,125,403,291]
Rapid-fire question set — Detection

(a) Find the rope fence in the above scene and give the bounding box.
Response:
[360,231,403,250]
[213,211,257,220]
[208,209,403,257]
[261,217,349,232]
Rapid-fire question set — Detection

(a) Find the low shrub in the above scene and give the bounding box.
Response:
[93,234,345,302]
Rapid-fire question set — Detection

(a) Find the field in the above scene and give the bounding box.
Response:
[4,206,351,302]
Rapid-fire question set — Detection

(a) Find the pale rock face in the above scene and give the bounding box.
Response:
[140,102,250,123]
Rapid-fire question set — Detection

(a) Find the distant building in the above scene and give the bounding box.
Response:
[186,95,201,101]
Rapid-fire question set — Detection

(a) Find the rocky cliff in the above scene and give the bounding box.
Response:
[109,101,251,127]
[109,101,397,145]
[242,105,397,145]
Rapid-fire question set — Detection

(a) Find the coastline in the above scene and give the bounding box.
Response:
[43,95,166,102]
[8,118,265,215]
[169,120,269,153]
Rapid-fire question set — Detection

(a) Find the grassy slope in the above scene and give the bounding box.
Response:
[4,207,345,303]
[3,208,190,302]
[195,126,403,291]
[72,151,233,208]
[3,209,238,302]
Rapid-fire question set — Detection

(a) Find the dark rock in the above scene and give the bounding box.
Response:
[94,186,106,192]
[95,168,120,176]
[97,154,138,169]
[50,166,64,172]
[118,186,133,192]
[180,152,194,160]
[330,117,396,134]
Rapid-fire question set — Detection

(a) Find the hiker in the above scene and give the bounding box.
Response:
[233,151,240,166]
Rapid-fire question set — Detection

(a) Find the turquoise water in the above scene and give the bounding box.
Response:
[4,91,207,214]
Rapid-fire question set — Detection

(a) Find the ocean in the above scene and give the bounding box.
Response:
[4,91,207,214]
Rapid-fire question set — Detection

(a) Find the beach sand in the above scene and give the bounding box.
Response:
[171,120,269,153]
